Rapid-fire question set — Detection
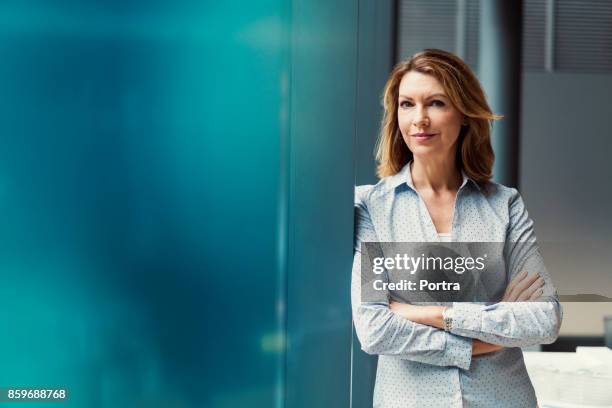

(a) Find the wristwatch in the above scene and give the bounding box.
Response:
[442,307,454,332]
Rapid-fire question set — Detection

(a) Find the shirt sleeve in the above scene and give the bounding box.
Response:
[352,187,473,369]
[449,189,563,347]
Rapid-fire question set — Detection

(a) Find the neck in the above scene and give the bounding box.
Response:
[410,155,462,193]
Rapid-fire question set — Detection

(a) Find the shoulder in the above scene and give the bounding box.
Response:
[476,182,529,226]
[355,173,405,208]
[355,184,374,203]
[476,181,522,207]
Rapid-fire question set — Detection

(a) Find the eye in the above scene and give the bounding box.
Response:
[430,100,445,107]
[399,100,414,108]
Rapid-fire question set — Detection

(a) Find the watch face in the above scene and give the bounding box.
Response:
[443,309,453,331]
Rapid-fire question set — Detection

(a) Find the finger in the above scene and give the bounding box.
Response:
[505,270,528,295]
[528,287,544,301]
[508,272,540,301]
[517,277,545,301]
[477,343,503,356]
[502,271,527,301]
[514,272,540,293]
[517,277,545,300]
[503,271,530,301]
[502,289,516,302]
[514,275,542,300]
[502,286,518,302]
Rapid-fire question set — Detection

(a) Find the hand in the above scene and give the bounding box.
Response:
[473,271,544,357]
[471,271,544,357]
[472,339,503,357]
[502,270,545,302]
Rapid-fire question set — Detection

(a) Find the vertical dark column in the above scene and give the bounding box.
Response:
[285,0,358,407]
[351,0,397,406]
[479,0,523,187]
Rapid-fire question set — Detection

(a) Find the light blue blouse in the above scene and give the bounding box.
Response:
[352,162,563,408]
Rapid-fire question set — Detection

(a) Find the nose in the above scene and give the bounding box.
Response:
[413,106,430,128]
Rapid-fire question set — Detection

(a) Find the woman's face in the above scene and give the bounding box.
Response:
[397,71,464,162]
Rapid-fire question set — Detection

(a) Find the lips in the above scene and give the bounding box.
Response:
[412,133,438,140]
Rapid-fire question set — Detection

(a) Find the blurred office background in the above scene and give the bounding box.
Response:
[0,0,610,407]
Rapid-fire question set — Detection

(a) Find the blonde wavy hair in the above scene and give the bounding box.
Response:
[375,49,501,184]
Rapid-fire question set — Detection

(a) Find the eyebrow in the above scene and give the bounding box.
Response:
[398,93,448,100]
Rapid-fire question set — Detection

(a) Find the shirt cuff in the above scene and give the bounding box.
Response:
[442,332,472,370]
[450,302,483,336]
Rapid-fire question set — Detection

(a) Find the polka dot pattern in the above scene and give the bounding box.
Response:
[352,162,562,407]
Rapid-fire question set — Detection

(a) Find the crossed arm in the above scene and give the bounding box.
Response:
[352,188,563,370]
[388,270,550,356]
[351,248,562,369]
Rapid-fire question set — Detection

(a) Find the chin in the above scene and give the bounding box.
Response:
[408,145,440,157]
[411,149,457,165]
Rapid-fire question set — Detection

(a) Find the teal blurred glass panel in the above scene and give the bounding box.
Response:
[0,2,290,407]
[284,0,357,407]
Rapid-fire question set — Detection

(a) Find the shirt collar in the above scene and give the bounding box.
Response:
[388,161,482,192]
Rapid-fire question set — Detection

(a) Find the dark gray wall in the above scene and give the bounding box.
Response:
[520,73,612,335]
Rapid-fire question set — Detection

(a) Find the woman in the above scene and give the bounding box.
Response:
[352,49,562,408]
